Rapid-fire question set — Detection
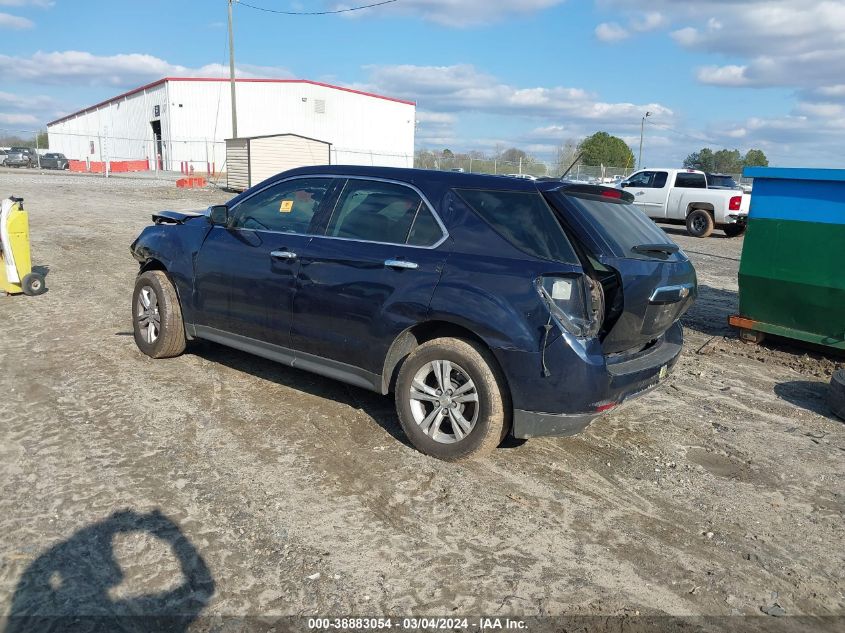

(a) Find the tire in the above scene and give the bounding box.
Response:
[132,270,186,359]
[828,369,845,421]
[724,224,747,238]
[686,209,715,238]
[21,272,46,296]
[395,337,511,461]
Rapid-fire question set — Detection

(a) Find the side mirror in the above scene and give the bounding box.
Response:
[620,182,629,188]
[209,205,229,225]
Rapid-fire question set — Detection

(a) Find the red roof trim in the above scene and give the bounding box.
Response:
[47,77,415,126]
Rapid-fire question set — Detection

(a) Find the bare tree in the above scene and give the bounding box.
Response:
[553,138,580,176]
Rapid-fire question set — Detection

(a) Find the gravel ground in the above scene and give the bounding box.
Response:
[0,169,842,631]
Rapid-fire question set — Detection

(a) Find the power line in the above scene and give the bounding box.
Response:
[237,0,398,15]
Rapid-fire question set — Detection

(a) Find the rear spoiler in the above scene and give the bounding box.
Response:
[152,210,205,225]
[538,182,636,203]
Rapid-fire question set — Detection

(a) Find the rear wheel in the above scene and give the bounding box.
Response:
[724,224,747,238]
[686,209,715,238]
[395,337,510,461]
[132,270,186,359]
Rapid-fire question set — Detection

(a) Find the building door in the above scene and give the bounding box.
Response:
[150,120,164,170]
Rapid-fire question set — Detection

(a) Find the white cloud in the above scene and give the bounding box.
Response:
[334,0,567,27]
[0,11,32,28]
[630,11,667,32]
[0,112,38,125]
[595,22,629,42]
[696,65,750,87]
[0,0,53,6]
[0,50,291,86]
[595,10,667,42]
[360,64,672,123]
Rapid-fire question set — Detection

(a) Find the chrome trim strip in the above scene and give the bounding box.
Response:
[226,173,449,250]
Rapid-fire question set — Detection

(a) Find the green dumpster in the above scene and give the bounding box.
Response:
[729,167,845,349]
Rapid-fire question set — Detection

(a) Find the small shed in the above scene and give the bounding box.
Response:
[225,133,331,191]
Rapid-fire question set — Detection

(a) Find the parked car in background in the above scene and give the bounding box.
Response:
[505,173,537,180]
[4,148,36,168]
[705,173,741,190]
[40,152,69,170]
[130,166,696,461]
[0,149,7,166]
[618,168,751,237]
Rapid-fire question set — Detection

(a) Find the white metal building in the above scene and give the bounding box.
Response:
[46,77,416,171]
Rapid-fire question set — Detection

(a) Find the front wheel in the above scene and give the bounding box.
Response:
[686,209,715,238]
[723,224,747,238]
[395,337,511,461]
[132,270,186,359]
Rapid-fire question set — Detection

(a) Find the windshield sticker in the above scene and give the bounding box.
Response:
[279,200,294,213]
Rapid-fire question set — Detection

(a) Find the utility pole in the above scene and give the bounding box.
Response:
[638,111,651,169]
[228,0,238,138]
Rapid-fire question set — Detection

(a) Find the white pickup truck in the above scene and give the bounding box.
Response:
[618,168,750,237]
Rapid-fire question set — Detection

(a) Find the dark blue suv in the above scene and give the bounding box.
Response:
[131,166,696,460]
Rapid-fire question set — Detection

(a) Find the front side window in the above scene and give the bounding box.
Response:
[231,177,331,233]
[456,189,577,263]
[626,171,654,188]
[325,180,442,246]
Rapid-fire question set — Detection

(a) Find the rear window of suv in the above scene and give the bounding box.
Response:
[548,191,679,260]
[456,189,577,263]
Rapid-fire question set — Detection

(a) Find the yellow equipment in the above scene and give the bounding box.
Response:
[1,197,46,296]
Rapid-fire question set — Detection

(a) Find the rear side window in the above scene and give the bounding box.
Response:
[325,179,443,246]
[675,172,707,188]
[456,189,577,263]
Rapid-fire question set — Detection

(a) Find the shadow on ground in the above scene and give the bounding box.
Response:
[681,284,738,337]
[4,509,214,633]
[188,340,528,452]
[774,380,842,423]
[189,340,414,448]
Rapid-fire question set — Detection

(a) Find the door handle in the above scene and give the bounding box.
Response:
[636,191,645,195]
[385,259,418,270]
[270,250,297,260]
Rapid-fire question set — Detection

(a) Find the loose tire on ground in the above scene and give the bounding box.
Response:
[828,369,845,421]
[132,270,186,359]
[686,209,715,238]
[395,337,511,461]
[723,224,747,238]
[21,272,46,296]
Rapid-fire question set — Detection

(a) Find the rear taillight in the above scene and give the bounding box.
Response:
[536,275,604,338]
[729,196,742,211]
[601,189,622,199]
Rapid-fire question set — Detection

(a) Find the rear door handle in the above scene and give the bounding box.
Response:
[385,259,418,270]
[270,250,297,260]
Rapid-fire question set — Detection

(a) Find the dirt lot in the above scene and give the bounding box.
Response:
[0,169,842,630]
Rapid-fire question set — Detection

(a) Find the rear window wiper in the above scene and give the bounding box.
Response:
[632,243,679,255]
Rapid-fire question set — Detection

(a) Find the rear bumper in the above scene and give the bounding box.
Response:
[508,322,683,439]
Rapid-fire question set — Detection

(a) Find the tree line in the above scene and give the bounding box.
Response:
[683,147,768,173]
[417,133,769,177]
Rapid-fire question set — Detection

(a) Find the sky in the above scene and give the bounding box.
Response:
[1,0,844,167]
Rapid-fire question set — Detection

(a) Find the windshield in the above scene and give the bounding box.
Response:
[456,189,578,263]
[551,192,679,260]
[707,175,739,189]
